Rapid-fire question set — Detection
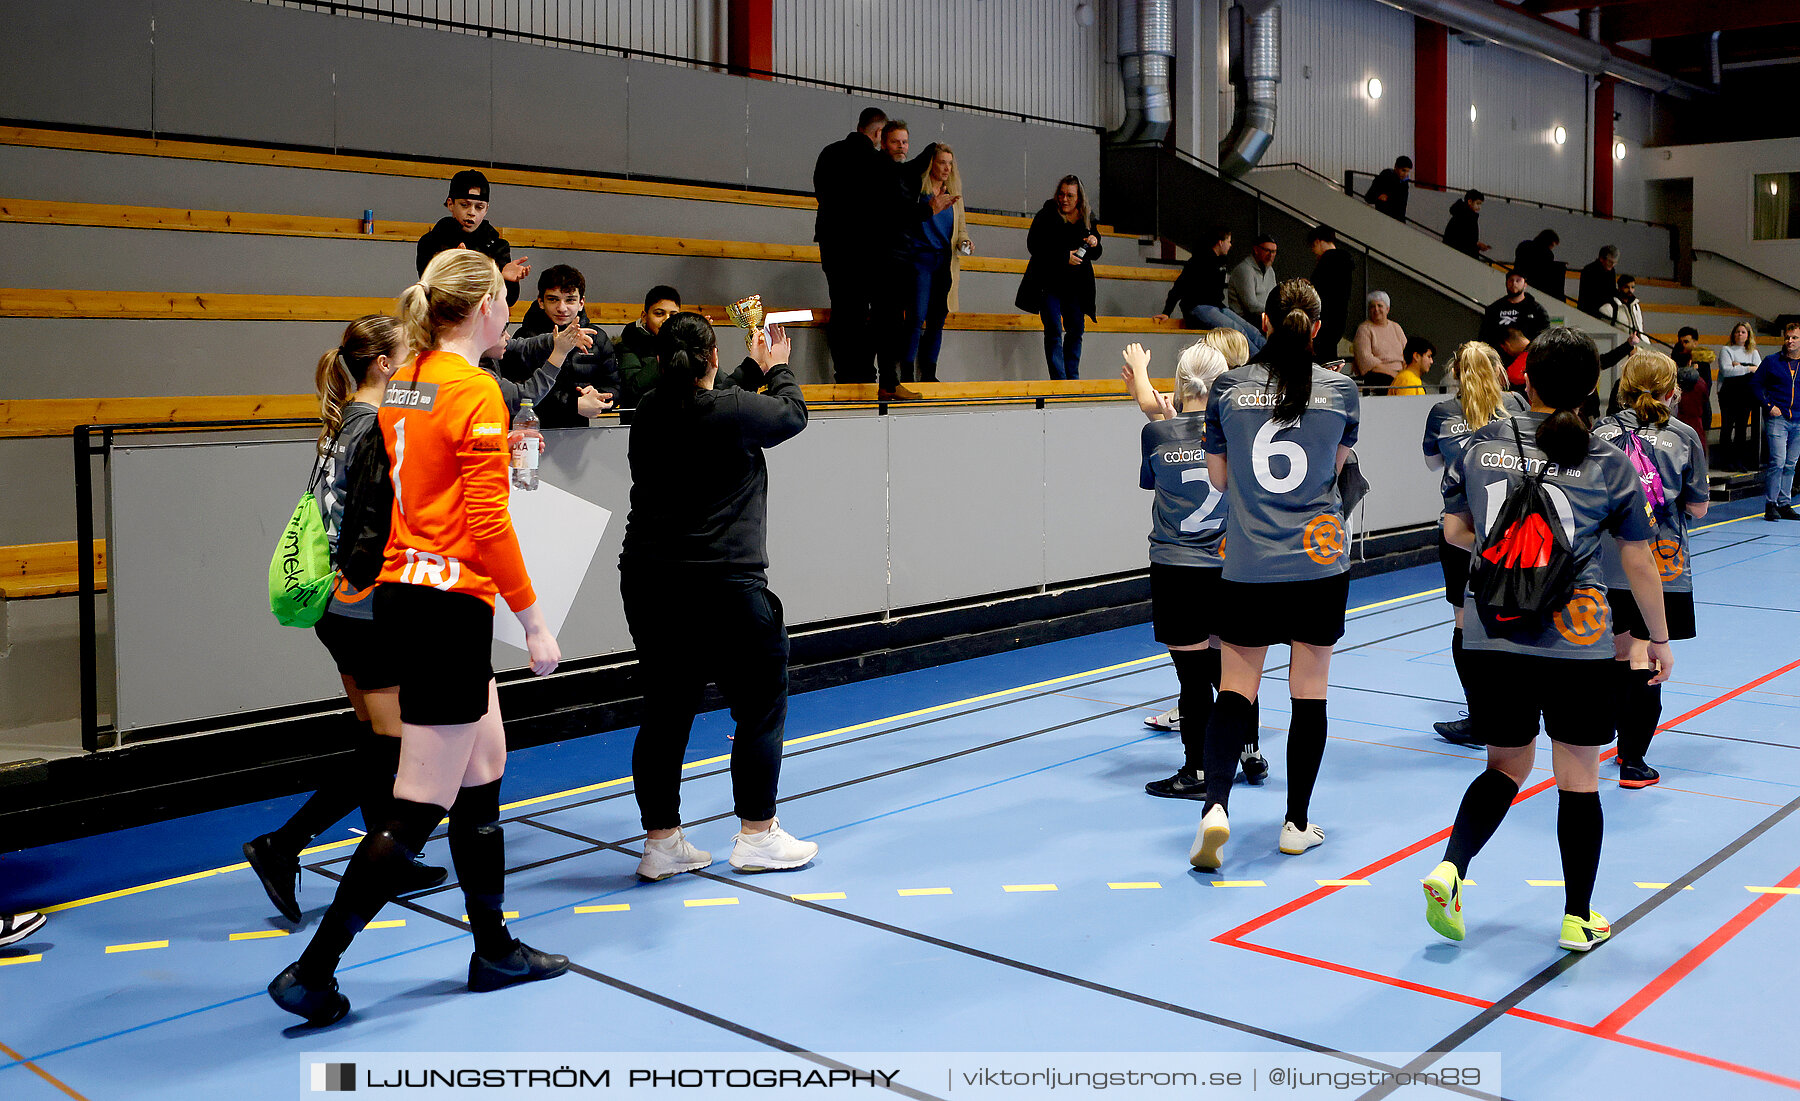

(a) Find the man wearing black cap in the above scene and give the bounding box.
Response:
[415,169,531,306]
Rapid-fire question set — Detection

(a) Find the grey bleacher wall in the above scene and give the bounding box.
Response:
[1403,188,1675,283]
[0,0,1100,218]
[102,395,1445,735]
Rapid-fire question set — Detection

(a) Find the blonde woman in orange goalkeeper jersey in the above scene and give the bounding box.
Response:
[270,251,568,1027]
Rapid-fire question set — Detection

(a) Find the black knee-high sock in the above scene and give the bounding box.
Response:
[1616,666,1660,765]
[1442,769,1519,876]
[1202,691,1254,813]
[1245,697,1262,751]
[357,732,402,830]
[1450,628,1474,706]
[1169,649,1214,772]
[1286,699,1328,830]
[1200,646,1222,693]
[448,779,513,960]
[1558,790,1603,918]
[297,797,445,981]
[271,719,373,854]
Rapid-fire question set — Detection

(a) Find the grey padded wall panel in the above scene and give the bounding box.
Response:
[1042,403,1155,582]
[0,318,343,400]
[0,439,80,546]
[0,0,153,133]
[746,82,860,196]
[886,409,1046,608]
[625,61,748,185]
[152,0,337,149]
[940,112,1031,216]
[1025,125,1102,220]
[335,21,494,163]
[490,42,629,178]
[764,415,889,625]
[110,435,349,731]
[1353,394,1447,535]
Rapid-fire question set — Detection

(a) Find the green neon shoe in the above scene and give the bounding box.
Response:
[1422,860,1466,942]
[1558,909,1612,951]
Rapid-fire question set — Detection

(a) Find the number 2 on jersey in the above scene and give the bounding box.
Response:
[1179,468,1224,533]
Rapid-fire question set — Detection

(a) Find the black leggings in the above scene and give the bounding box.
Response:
[622,569,789,831]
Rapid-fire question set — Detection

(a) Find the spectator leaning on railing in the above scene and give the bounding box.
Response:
[1364,156,1413,222]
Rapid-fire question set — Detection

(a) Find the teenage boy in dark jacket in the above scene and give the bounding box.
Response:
[508,265,619,428]
[415,170,531,306]
[1442,190,1487,258]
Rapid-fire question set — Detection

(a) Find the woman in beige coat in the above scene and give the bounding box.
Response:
[895,144,971,384]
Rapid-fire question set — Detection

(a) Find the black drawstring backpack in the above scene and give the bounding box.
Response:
[1468,418,1580,639]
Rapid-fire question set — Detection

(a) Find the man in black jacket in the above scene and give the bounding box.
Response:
[508,265,619,428]
[813,108,890,384]
[1308,225,1355,356]
[1442,190,1487,258]
[415,170,531,307]
[1576,245,1620,317]
[1152,225,1266,353]
[1364,156,1413,222]
[1478,269,1550,350]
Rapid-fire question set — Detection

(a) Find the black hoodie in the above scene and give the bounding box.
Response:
[415,216,522,306]
[509,303,620,428]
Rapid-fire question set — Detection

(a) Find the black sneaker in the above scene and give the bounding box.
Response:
[1767,504,1781,522]
[468,940,571,993]
[0,911,47,949]
[268,962,350,1026]
[1239,746,1270,785]
[1434,716,1485,747]
[1145,768,1207,799]
[1618,760,1661,789]
[244,834,303,923]
[393,855,449,896]
[1781,505,1800,521]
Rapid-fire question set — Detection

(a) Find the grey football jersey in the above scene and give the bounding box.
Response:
[1204,364,1361,582]
[1443,412,1655,656]
[1423,390,1530,471]
[1141,412,1225,568]
[1594,412,1708,595]
[310,402,379,620]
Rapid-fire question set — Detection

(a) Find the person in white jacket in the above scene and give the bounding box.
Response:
[1601,274,1648,346]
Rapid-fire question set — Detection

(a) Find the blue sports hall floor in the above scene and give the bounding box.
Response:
[3,499,1797,1100]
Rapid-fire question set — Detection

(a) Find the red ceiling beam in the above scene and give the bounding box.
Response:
[1602,0,1800,41]
[727,0,773,80]
[1415,18,1448,190]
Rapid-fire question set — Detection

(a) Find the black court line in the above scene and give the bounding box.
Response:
[1696,600,1800,616]
[1352,792,1800,1101]
[515,819,1507,1101]
[1662,727,1800,750]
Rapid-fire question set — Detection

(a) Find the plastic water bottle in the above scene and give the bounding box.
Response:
[510,400,540,491]
[360,209,374,235]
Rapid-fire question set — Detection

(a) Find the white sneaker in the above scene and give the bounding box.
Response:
[636,829,713,882]
[728,818,818,873]
[1279,821,1325,855]
[1145,706,1181,732]
[1189,805,1230,871]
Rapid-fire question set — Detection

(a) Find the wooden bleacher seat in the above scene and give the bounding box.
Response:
[0,541,105,599]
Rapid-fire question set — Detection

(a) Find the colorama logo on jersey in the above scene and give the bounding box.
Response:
[1303,515,1345,565]
[1652,538,1685,581]
[1554,588,1610,646]
[1481,512,1555,570]
[310,1062,356,1091]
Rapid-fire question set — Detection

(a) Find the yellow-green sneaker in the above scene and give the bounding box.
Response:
[1422,860,1466,941]
[1558,909,1611,951]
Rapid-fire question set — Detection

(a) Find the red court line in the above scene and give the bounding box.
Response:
[1212,656,1800,1089]
[1596,862,1800,1035]
[0,1038,87,1100]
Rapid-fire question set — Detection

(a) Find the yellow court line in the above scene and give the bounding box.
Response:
[1210,880,1266,888]
[366,919,407,929]
[1691,513,1762,533]
[791,892,846,902]
[1526,880,1566,887]
[1108,882,1162,890]
[683,897,739,908]
[35,585,1447,916]
[1747,886,1800,895]
[1002,883,1058,893]
[0,954,43,966]
[1635,883,1694,890]
[898,887,953,896]
[227,929,290,941]
[1317,879,1372,887]
[105,940,168,954]
[574,904,631,914]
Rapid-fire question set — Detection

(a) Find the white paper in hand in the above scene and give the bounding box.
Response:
[494,478,611,651]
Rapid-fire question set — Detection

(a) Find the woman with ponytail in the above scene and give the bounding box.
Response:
[1424,327,1673,953]
[270,251,568,1027]
[1420,341,1529,747]
[619,313,815,881]
[245,317,448,926]
[1595,350,1708,789]
[1189,278,1361,872]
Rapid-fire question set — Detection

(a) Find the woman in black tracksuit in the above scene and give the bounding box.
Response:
[620,314,817,881]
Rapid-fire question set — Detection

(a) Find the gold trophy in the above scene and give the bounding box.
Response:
[725,294,766,346]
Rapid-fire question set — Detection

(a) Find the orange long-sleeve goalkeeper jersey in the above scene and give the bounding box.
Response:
[375,349,536,610]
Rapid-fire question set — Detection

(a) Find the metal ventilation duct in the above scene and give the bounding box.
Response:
[1377,0,1711,99]
[1108,0,1175,144]
[1220,4,1280,177]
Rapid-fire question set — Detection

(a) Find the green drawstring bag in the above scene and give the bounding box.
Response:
[269,452,335,627]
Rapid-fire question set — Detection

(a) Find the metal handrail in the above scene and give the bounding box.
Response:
[1341,168,1675,232]
[1692,248,1800,305]
[265,0,1106,134]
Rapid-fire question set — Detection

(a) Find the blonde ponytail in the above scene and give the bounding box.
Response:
[1620,349,1676,428]
[400,250,505,352]
[1450,341,1506,431]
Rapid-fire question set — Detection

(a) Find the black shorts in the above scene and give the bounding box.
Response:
[313,608,399,692]
[1606,588,1697,641]
[1216,573,1350,648]
[1465,649,1615,747]
[1151,563,1222,648]
[1438,534,1470,607]
[374,583,495,726]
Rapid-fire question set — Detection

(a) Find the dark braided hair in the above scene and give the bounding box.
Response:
[651,311,719,411]
[1523,326,1600,467]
